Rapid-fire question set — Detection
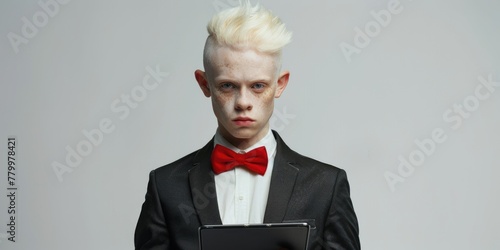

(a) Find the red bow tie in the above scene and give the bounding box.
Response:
[211,144,268,175]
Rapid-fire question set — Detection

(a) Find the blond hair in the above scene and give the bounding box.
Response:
[203,2,292,73]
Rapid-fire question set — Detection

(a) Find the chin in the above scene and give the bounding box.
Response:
[229,129,254,139]
[224,127,257,139]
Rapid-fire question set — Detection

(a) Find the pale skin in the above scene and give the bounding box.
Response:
[195,45,290,150]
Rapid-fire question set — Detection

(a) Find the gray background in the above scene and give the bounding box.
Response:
[1,0,499,249]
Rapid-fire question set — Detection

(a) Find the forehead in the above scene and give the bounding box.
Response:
[208,46,276,81]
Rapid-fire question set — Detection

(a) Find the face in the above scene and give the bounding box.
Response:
[195,46,289,149]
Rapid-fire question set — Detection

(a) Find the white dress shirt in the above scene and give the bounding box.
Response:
[213,129,277,224]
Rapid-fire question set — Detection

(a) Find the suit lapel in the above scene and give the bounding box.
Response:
[263,131,299,223]
[188,139,223,225]
[188,132,299,225]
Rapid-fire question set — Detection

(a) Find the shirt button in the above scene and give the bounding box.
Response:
[238,196,244,201]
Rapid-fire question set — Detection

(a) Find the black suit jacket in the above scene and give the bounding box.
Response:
[135,131,360,249]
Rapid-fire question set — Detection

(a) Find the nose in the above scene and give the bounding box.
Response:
[235,88,252,111]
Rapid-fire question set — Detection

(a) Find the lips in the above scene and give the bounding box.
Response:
[233,117,255,126]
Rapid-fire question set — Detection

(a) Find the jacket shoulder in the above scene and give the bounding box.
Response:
[274,131,344,175]
[288,147,345,176]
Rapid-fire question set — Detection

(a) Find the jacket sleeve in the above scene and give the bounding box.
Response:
[134,170,170,250]
[323,169,361,250]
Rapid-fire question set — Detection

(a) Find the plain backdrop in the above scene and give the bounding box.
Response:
[1,0,499,249]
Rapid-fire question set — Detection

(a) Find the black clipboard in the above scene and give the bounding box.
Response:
[198,222,310,250]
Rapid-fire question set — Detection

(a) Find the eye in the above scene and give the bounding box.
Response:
[219,82,235,90]
[252,83,265,90]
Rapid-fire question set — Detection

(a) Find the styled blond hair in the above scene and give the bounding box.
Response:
[203,2,292,73]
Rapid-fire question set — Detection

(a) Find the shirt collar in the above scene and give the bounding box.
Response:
[214,128,277,157]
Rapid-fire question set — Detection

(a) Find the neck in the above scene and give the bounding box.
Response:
[218,126,270,150]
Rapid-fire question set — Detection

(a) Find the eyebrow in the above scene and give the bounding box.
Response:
[215,77,272,84]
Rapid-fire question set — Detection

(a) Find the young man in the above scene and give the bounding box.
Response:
[135,3,360,249]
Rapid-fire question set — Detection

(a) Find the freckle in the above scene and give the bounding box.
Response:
[224,63,233,70]
[220,95,231,102]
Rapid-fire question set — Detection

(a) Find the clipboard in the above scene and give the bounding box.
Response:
[198,222,310,250]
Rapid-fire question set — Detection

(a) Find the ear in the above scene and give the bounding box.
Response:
[195,69,211,97]
[274,70,290,98]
